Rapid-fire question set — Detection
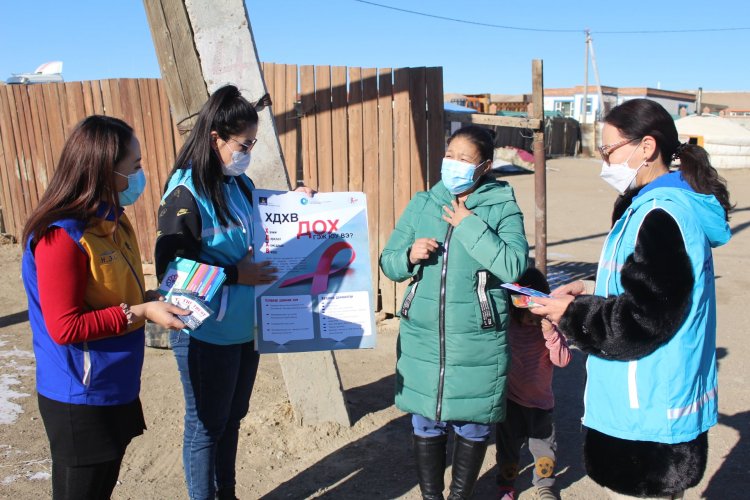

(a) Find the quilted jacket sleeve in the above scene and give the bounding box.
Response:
[452,200,529,284]
[379,194,429,283]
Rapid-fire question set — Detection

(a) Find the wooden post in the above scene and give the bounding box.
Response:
[531,60,547,275]
[143,0,350,426]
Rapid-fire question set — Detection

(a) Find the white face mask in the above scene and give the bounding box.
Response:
[599,142,644,194]
[221,150,252,176]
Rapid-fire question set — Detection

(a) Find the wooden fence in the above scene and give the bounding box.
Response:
[0,65,444,314]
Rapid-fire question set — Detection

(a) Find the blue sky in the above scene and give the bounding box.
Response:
[1,0,747,94]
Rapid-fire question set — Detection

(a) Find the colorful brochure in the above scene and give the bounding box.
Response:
[159,258,226,330]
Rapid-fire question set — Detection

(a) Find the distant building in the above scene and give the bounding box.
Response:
[447,87,698,122]
[543,86,696,121]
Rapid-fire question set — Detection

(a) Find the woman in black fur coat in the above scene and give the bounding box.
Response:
[531,99,733,499]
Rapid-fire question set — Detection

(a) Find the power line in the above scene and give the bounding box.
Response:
[353,0,750,35]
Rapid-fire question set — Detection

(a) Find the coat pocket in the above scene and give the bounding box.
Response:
[476,270,495,329]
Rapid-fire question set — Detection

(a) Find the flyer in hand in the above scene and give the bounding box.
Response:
[251,190,376,353]
[158,258,226,330]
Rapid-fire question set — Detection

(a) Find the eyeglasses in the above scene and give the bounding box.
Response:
[228,137,258,153]
[598,138,639,164]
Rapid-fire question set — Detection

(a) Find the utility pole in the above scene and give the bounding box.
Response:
[588,33,606,122]
[582,30,590,126]
[531,60,547,275]
[143,0,350,426]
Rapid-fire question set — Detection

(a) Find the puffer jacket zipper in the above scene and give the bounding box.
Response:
[436,225,454,421]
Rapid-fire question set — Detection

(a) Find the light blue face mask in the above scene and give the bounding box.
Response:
[116,169,146,206]
[441,158,486,195]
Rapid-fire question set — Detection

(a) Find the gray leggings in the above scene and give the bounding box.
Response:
[495,399,557,488]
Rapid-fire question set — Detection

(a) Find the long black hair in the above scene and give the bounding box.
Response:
[604,98,733,219]
[167,85,259,226]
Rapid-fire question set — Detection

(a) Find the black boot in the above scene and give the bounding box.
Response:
[447,435,488,500]
[216,487,238,500]
[414,433,448,500]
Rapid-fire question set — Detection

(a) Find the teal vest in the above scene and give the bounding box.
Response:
[585,186,728,444]
[163,169,256,345]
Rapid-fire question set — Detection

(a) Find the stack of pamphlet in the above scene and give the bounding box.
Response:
[158,258,226,330]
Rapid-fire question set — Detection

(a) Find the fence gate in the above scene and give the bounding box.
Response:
[0,65,445,315]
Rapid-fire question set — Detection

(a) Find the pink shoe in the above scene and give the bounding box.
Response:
[498,486,515,500]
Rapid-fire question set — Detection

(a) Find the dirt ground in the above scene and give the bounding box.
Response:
[0,157,748,499]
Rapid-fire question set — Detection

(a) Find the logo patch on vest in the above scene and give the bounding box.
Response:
[99,250,119,264]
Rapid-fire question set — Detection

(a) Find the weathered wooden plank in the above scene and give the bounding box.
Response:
[393,68,411,219]
[0,87,21,235]
[393,68,412,309]
[137,78,163,263]
[42,83,67,170]
[299,65,317,189]
[157,79,178,171]
[330,66,348,193]
[105,79,125,119]
[123,79,156,262]
[65,81,87,126]
[444,111,542,130]
[425,67,445,188]
[10,85,38,213]
[409,67,427,194]
[0,95,10,234]
[33,85,56,193]
[361,67,379,302]
[27,85,51,193]
[82,80,95,116]
[314,65,333,192]
[272,62,286,136]
[146,79,169,194]
[117,79,148,257]
[91,80,105,115]
[377,68,396,315]
[284,64,298,186]
[347,67,363,192]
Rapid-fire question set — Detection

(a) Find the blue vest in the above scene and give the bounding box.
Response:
[163,169,256,345]
[585,175,730,444]
[22,210,146,405]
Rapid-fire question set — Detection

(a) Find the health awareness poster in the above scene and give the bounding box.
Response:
[251,190,376,353]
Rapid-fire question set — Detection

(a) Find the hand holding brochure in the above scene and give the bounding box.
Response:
[501,283,550,309]
[159,258,226,329]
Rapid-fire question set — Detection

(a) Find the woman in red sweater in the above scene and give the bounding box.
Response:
[21,115,187,500]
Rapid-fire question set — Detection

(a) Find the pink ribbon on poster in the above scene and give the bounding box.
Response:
[279,241,356,295]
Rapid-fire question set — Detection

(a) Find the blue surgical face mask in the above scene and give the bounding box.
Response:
[441,158,486,195]
[116,169,146,206]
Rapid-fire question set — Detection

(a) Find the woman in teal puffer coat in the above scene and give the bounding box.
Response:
[380,125,529,500]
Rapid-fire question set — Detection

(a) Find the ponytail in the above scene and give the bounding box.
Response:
[673,143,733,220]
[167,85,259,227]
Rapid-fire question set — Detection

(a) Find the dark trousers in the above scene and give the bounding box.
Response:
[496,399,557,488]
[51,458,123,500]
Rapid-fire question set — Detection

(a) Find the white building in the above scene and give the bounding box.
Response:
[544,86,696,122]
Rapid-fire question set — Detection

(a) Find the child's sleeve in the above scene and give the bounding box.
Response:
[542,320,572,368]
